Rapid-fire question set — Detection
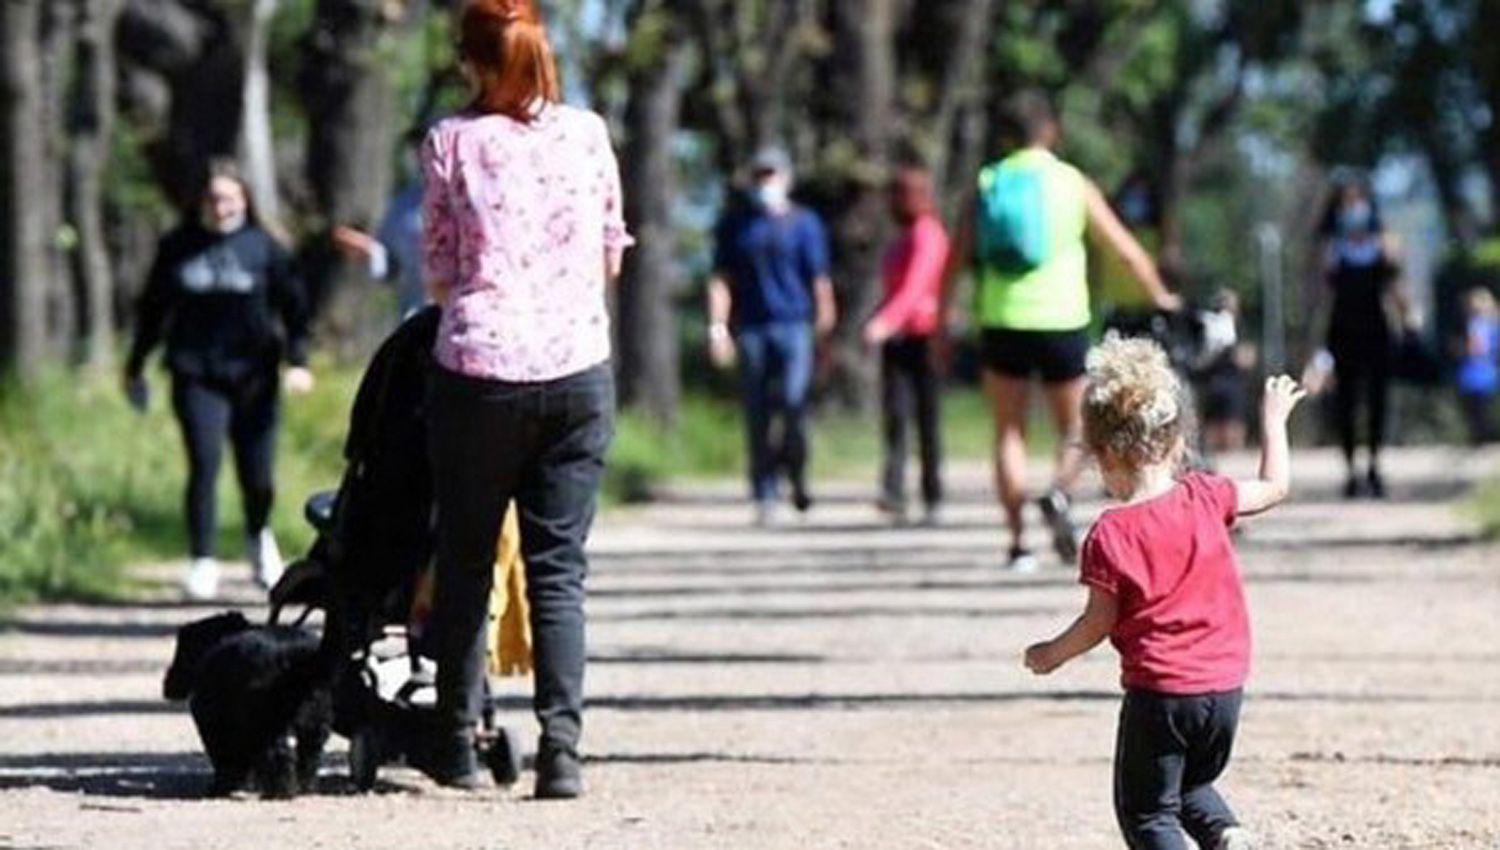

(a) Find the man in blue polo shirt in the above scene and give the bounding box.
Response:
[707,147,838,525]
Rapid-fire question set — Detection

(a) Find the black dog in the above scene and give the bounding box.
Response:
[164,611,332,798]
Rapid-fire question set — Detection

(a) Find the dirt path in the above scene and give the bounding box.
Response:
[2,447,1498,849]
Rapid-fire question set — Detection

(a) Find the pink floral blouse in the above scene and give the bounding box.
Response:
[422,105,633,382]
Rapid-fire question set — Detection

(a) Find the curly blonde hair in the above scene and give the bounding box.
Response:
[1082,336,1191,470]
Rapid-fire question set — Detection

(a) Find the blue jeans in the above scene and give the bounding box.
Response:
[736,322,814,502]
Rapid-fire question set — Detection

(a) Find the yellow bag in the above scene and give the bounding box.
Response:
[488,504,532,677]
[408,502,533,678]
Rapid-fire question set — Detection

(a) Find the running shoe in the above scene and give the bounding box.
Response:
[1005,547,1039,574]
[248,528,285,590]
[1367,467,1387,499]
[1037,489,1080,563]
[182,557,220,601]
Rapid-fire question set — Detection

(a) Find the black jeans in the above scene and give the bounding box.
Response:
[1115,689,1242,850]
[427,363,614,752]
[880,336,942,508]
[171,371,279,558]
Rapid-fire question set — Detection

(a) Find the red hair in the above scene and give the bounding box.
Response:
[459,0,560,123]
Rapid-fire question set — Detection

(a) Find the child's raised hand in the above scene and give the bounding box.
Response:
[1260,374,1307,427]
[1024,642,1060,676]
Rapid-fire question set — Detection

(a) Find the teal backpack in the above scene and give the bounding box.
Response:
[975,160,1050,275]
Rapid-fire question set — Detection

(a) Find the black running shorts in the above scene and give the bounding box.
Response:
[979,327,1090,384]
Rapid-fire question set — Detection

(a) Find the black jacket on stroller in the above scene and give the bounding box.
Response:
[272,306,441,733]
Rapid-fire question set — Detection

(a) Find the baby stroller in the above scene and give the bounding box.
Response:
[267,307,523,791]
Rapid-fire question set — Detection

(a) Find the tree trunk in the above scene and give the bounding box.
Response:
[239,0,284,230]
[117,0,243,210]
[617,30,690,425]
[826,0,897,409]
[67,0,121,368]
[0,0,51,377]
[300,0,402,351]
[38,0,75,359]
[926,0,998,203]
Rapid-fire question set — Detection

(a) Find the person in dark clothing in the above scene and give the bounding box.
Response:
[1317,181,1399,499]
[707,147,838,526]
[125,159,313,600]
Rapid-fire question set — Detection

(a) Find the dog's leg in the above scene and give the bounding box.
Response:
[293,694,332,790]
[256,734,299,799]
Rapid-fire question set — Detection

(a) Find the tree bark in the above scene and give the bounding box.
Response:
[826,0,896,409]
[239,0,284,230]
[617,20,690,425]
[67,0,122,368]
[38,0,75,358]
[299,0,403,350]
[0,0,51,377]
[117,0,243,210]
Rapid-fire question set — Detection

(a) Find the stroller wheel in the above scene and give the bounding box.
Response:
[484,726,524,788]
[349,725,382,792]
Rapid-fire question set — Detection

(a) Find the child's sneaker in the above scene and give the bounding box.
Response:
[183,557,220,601]
[1037,489,1079,563]
[248,528,284,590]
[1004,547,1039,574]
[1216,827,1257,850]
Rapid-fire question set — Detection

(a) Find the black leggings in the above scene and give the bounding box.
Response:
[171,371,279,558]
[1332,345,1390,469]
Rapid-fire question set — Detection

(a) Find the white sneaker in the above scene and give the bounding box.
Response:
[1216,827,1257,850]
[1005,548,1040,574]
[183,557,221,601]
[248,528,284,590]
[753,501,782,529]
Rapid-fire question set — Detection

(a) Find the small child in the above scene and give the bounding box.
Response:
[1023,337,1306,850]
[1457,287,1499,446]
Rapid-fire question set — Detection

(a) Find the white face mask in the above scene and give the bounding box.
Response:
[754,182,790,212]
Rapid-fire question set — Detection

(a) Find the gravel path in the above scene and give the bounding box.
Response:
[2,447,1498,849]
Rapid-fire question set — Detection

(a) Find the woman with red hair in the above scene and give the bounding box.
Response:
[420,0,632,798]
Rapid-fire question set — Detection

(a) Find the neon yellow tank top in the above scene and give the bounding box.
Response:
[974,149,1090,331]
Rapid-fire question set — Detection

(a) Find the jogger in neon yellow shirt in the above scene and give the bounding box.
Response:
[940,91,1180,572]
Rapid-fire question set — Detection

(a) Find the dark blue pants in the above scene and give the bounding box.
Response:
[1115,689,1242,849]
[427,363,614,751]
[736,322,814,503]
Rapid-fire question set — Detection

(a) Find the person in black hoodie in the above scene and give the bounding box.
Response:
[125,159,313,600]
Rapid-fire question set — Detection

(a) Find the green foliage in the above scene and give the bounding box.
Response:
[0,361,1005,603]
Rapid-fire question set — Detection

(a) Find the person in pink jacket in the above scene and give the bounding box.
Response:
[865,165,951,525]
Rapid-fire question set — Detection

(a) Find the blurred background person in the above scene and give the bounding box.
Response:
[1317,180,1400,498]
[1457,286,1499,445]
[865,163,950,526]
[124,159,313,600]
[1194,288,1257,454]
[331,130,428,321]
[707,147,838,526]
[943,91,1179,573]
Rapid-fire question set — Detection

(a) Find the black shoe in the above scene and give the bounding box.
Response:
[1037,489,1079,563]
[791,485,813,514]
[1342,474,1361,499]
[414,730,485,790]
[1367,468,1386,499]
[534,745,583,800]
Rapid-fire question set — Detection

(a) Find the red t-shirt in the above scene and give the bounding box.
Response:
[1080,472,1250,695]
